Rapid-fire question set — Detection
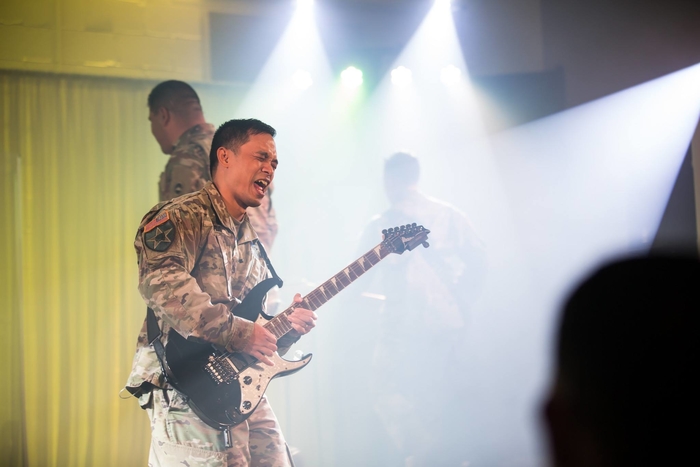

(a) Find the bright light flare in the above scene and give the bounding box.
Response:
[341,66,364,89]
[291,69,313,90]
[434,0,452,11]
[441,64,462,85]
[391,66,413,86]
[296,0,314,11]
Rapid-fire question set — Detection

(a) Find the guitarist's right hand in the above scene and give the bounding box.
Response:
[243,323,277,366]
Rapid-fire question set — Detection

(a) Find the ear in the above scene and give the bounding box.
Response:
[217,147,230,169]
[157,107,171,126]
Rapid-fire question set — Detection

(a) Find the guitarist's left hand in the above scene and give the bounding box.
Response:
[287,293,318,336]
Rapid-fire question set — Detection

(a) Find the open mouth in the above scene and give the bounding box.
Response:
[254,179,270,196]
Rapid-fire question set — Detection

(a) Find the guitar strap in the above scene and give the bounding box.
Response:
[146,306,181,390]
[146,306,161,348]
[255,238,284,288]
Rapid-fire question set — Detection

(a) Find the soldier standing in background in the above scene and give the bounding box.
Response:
[358,152,486,467]
[147,80,278,251]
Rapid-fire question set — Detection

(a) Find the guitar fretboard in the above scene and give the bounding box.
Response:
[263,243,390,340]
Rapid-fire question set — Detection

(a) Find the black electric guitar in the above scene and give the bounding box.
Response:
[161,223,430,430]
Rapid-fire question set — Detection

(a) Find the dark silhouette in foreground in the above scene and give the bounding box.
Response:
[543,255,699,467]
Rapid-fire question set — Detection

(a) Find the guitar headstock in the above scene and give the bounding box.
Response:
[381,223,431,255]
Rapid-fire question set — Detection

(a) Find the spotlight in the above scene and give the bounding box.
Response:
[391,66,413,86]
[440,64,461,85]
[296,0,314,10]
[341,66,364,89]
[434,0,452,9]
[291,69,313,90]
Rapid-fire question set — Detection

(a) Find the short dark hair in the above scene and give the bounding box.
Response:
[147,80,201,114]
[384,152,420,185]
[556,255,700,464]
[209,119,277,175]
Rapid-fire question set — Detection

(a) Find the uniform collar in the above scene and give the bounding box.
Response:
[170,123,216,156]
[204,182,259,243]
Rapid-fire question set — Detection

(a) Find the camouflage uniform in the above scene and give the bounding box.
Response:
[159,123,278,251]
[159,123,216,202]
[126,181,296,467]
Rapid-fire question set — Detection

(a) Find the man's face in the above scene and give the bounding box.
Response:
[384,174,411,206]
[223,132,277,211]
[149,109,172,154]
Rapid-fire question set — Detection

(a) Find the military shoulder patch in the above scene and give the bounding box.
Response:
[144,211,170,233]
[144,214,175,252]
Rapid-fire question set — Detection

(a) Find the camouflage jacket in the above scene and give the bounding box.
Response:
[126,181,294,394]
[159,123,216,202]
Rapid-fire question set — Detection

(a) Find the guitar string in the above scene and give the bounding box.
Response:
[208,228,417,376]
[209,247,385,374]
[208,234,405,376]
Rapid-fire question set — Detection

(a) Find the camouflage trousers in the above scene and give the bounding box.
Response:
[144,388,293,467]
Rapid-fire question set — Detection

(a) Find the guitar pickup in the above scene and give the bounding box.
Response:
[205,356,238,385]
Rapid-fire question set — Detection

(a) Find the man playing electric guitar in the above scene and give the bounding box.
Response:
[124,119,317,467]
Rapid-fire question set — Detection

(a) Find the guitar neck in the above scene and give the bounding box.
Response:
[263,243,390,340]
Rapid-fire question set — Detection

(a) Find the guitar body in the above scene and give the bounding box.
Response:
[164,278,313,430]
[159,224,430,430]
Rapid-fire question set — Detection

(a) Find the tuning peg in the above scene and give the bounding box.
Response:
[422,241,430,248]
[382,229,387,235]
[412,223,417,228]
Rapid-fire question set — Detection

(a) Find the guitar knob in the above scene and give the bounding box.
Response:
[242,401,252,410]
[243,376,253,385]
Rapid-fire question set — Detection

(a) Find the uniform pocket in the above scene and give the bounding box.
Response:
[150,439,227,467]
[165,391,228,453]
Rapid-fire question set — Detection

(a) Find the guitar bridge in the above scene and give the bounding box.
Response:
[204,355,238,385]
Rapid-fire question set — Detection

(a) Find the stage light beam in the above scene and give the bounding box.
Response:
[235,0,331,118]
